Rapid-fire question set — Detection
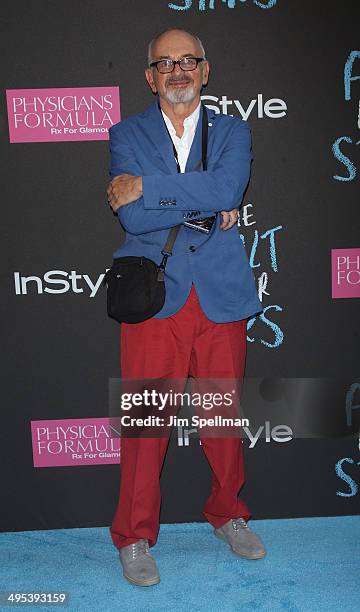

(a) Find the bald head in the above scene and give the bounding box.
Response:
[147,29,206,66]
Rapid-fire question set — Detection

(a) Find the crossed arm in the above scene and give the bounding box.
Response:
[106,120,252,235]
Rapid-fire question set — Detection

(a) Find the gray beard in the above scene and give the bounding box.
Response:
[163,84,196,105]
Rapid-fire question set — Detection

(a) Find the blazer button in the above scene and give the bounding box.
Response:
[189,245,196,252]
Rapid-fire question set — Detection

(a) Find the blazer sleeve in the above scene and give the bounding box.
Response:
[142,119,252,213]
[109,125,191,235]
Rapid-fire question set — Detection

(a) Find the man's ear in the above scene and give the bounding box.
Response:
[202,61,210,87]
[145,68,157,94]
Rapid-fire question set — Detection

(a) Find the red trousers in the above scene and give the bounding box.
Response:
[109,283,250,550]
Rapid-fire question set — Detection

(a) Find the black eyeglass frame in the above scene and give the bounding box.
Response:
[149,57,205,73]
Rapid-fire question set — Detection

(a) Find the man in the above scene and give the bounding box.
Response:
[107,29,265,587]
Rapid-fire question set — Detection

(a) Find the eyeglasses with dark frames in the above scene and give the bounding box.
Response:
[149,57,205,74]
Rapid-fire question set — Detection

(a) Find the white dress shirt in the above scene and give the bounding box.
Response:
[161,102,201,173]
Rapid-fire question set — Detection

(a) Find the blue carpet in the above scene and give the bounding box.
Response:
[0,517,359,611]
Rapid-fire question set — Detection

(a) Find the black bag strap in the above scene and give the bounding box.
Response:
[201,104,208,171]
[157,104,208,281]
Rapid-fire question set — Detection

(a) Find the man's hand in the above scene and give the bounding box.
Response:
[107,174,143,212]
[219,209,239,230]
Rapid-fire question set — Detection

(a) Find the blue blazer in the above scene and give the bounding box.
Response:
[108,100,262,323]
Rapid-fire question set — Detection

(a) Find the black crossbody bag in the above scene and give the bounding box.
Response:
[104,105,209,324]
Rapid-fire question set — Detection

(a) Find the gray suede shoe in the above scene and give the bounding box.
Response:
[119,539,160,586]
[214,518,266,559]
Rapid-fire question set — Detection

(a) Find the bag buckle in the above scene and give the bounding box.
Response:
[159,250,171,272]
[160,248,172,257]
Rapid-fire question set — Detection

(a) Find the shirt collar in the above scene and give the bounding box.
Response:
[161,101,201,137]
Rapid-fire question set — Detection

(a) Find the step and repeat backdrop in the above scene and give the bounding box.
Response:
[1,0,359,532]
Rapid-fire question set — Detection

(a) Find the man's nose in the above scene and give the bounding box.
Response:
[173,62,183,75]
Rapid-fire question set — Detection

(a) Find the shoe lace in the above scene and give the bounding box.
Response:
[130,539,150,560]
[232,518,249,532]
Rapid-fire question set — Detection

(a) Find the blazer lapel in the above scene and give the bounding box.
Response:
[185,104,204,173]
[138,100,178,174]
[185,104,216,172]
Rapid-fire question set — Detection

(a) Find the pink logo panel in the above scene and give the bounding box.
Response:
[31,418,121,467]
[6,87,120,143]
[332,248,360,298]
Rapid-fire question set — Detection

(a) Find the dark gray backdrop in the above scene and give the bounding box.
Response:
[1,0,359,532]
